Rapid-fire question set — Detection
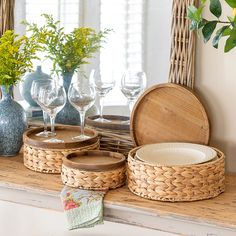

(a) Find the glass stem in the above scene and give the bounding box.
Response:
[50,116,55,134]
[99,96,105,119]
[80,111,85,137]
[128,99,135,117]
[42,111,47,132]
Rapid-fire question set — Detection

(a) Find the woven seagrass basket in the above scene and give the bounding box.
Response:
[23,126,99,174]
[61,150,126,190]
[127,146,225,202]
[86,115,134,157]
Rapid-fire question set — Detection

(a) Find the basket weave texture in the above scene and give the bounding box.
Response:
[23,140,100,174]
[169,0,197,89]
[61,164,126,190]
[127,147,225,202]
[86,115,135,157]
[92,127,134,157]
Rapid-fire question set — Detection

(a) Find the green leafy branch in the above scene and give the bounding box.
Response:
[23,14,111,75]
[187,0,236,52]
[0,30,41,89]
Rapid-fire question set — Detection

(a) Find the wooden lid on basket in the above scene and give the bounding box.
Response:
[86,115,130,131]
[23,125,98,149]
[130,83,210,146]
[63,150,126,171]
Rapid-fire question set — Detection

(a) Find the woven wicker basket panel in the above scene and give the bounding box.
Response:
[169,0,197,89]
[61,164,126,190]
[23,140,100,174]
[87,127,134,157]
[127,147,225,202]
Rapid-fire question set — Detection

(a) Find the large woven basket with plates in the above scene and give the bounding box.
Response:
[127,146,225,202]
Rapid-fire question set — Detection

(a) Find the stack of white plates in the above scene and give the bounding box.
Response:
[135,143,217,166]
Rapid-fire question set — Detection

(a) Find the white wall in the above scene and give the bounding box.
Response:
[145,0,172,87]
[195,3,236,172]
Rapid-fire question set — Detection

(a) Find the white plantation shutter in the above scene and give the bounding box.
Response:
[100,0,144,72]
[25,0,80,32]
[100,0,145,105]
[59,0,80,33]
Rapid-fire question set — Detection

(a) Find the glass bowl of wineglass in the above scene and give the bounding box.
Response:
[38,81,66,143]
[121,71,147,118]
[31,79,54,137]
[68,78,96,140]
[93,69,115,122]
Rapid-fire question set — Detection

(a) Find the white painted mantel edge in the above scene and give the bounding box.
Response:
[0,182,235,236]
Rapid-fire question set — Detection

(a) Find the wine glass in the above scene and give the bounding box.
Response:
[93,69,115,122]
[31,79,55,137]
[38,81,66,143]
[68,79,96,140]
[121,71,146,117]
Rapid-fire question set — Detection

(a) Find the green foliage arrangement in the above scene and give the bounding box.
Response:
[0,30,40,89]
[187,0,236,52]
[24,14,110,75]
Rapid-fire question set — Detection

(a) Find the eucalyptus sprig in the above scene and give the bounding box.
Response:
[24,14,111,75]
[187,0,236,52]
[0,30,41,89]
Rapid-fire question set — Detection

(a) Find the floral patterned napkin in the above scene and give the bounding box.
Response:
[60,186,106,230]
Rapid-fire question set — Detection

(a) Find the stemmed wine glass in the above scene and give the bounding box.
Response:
[68,78,96,140]
[93,69,115,122]
[31,79,55,137]
[38,81,66,142]
[121,71,146,116]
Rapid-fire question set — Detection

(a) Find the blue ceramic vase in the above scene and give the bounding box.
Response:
[55,72,97,125]
[0,86,27,156]
[20,66,51,107]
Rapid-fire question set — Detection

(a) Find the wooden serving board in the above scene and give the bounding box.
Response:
[130,83,210,146]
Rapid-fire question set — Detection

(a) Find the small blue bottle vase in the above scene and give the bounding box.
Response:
[0,85,27,156]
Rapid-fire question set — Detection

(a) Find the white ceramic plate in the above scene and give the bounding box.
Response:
[136,143,217,166]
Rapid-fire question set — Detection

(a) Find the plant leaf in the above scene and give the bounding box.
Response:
[190,21,198,30]
[198,19,207,29]
[222,27,232,36]
[225,29,236,52]
[187,5,203,23]
[212,26,230,48]
[202,21,218,43]
[225,0,236,8]
[210,0,222,18]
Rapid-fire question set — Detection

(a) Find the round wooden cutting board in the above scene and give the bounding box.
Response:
[130,83,210,146]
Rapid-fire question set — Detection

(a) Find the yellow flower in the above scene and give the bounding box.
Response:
[233,8,236,17]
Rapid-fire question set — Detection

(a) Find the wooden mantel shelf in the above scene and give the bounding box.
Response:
[0,154,236,236]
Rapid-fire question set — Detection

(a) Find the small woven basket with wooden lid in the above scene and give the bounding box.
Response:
[127,146,225,202]
[23,126,99,174]
[61,150,126,190]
